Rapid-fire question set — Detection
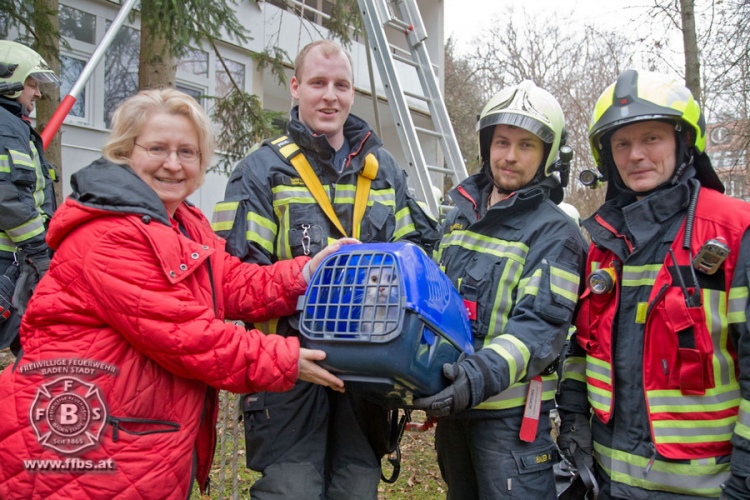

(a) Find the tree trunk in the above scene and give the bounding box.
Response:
[679,0,701,104]
[138,2,176,90]
[32,0,62,204]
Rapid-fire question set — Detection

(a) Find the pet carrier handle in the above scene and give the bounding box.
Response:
[268,135,378,239]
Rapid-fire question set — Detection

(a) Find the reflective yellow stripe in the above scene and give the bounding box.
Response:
[487,258,522,337]
[728,286,747,324]
[652,415,736,444]
[393,206,416,241]
[5,215,45,243]
[621,264,660,286]
[0,232,15,252]
[520,269,541,297]
[440,229,529,263]
[246,212,276,254]
[485,335,530,385]
[253,318,280,335]
[595,442,728,496]
[211,201,239,232]
[646,386,740,413]
[478,374,557,410]
[734,399,750,440]
[550,265,580,303]
[0,154,10,173]
[561,355,586,384]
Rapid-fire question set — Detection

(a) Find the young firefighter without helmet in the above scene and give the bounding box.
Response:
[0,40,60,99]
[586,69,722,199]
[478,80,566,194]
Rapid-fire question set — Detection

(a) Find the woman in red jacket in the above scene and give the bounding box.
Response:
[0,88,352,499]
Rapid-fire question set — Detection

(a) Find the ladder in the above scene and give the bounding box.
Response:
[357,0,468,217]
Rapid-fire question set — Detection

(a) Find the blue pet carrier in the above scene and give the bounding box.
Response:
[298,242,474,408]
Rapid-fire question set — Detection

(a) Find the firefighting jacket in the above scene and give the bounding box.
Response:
[558,180,750,497]
[0,159,306,499]
[436,172,585,418]
[212,108,440,335]
[0,96,56,256]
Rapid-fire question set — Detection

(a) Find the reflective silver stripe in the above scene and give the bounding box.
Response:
[705,288,734,387]
[652,416,735,442]
[483,376,557,405]
[621,264,660,286]
[441,229,528,262]
[735,400,750,440]
[487,335,528,383]
[368,189,397,206]
[647,387,740,411]
[521,272,541,295]
[550,265,580,304]
[211,203,237,225]
[333,184,356,204]
[394,206,416,236]
[728,287,748,324]
[272,185,320,205]
[586,359,611,381]
[246,213,277,254]
[5,215,45,243]
[596,444,728,495]
[0,153,10,173]
[487,259,522,337]
[562,356,586,378]
[587,386,612,409]
[0,232,15,252]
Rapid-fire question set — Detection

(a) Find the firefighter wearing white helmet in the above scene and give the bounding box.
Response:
[559,69,750,499]
[0,40,60,355]
[413,81,586,498]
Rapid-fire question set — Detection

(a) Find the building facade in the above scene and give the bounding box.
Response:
[2,0,448,214]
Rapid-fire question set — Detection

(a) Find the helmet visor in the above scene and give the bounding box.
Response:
[478,112,554,144]
[29,70,61,86]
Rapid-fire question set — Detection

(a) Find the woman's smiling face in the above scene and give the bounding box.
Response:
[128,112,202,216]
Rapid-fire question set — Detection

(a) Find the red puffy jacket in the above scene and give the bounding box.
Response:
[0,160,308,499]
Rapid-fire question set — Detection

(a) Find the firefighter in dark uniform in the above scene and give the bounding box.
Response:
[212,40,440,499]
[413,80,587,498]
[0,40,60,354]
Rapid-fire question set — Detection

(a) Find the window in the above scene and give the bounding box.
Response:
[104,23,139,128]
[60,5,96,44]
[216,59,245,98]
[176,84,205,105]
[60,55,86,118]
[178,48,208,77]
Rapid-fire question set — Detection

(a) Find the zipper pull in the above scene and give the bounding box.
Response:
[662,359,669,375]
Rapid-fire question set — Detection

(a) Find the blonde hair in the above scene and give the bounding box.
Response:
[102,88,215,175]
[294,40,353,83]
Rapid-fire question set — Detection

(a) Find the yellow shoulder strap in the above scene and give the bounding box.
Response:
[272,136,379,240]
[353,153,378,240]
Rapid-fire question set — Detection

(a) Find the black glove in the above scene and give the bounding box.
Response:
[721,474,750,499]
[12,242,51,316]
[18,242,51,278]
[412,362,472,417]
[557,411,594,472]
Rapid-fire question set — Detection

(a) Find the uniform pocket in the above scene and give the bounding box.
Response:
[8,149,37,187]
[361,201,395,242]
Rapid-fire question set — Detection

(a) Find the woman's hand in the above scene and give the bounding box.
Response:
[303,238,360,282]
[298,348,345,393]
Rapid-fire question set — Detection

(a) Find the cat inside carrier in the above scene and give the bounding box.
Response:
[299,242,473,408]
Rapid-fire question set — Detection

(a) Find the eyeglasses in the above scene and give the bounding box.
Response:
[134,143,201,163]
